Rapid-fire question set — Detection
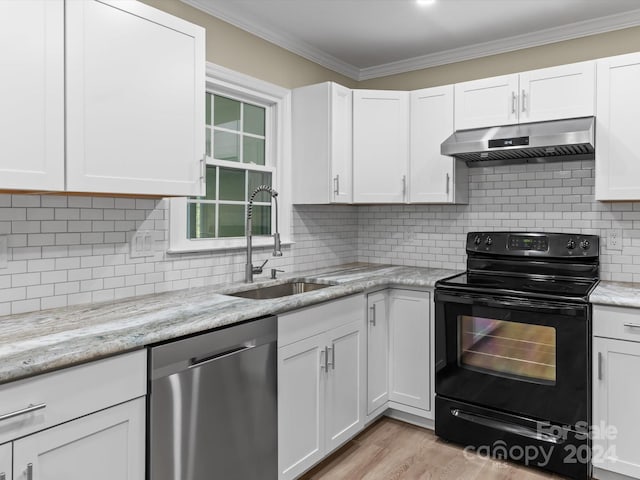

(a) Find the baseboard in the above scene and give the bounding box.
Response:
[593,467,640,480]
[385,408,435,430]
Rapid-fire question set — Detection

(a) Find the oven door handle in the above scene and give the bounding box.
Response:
[437,293,585,316]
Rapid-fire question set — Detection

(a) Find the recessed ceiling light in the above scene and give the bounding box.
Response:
[416,0,436,6]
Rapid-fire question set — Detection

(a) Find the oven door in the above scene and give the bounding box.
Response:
[435,290,590,426]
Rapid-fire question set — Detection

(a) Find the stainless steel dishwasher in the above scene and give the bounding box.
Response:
[148,316,277,480]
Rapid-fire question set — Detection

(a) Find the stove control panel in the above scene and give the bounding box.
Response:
[466,232,599,257]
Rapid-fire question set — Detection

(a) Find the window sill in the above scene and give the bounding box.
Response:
[167,238,295,255]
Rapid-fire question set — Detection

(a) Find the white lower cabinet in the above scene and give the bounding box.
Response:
[366,289,432,418]
[0,443,11,480]
[12,398,145,480]
[278,295,365,480]
[0,350,146,480]
[367,291,389,414]
[593,304,640,479]
[388,289,431,413]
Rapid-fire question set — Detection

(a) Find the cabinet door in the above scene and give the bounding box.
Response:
[367,291,389,414]
[410,85,458,203]
[595,53,640,201]
[13,398,145,480]
[519,61,595,124]
[66,0,205,196]
[353,90,409,203]
[388,290,431,411]
[593,337,640,478]
[0,0,64,191]
[330,84,353,203]
[325,320,365,453]
[0,443,11,480]
[278,333,326,480]
[454,74,519,130]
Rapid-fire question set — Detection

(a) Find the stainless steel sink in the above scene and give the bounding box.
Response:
[228,281,332,300]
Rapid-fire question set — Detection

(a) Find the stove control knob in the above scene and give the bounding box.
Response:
[566,239,576,250]
[580,240,591,250]
[474,235,481,245]
[485,236,493,246]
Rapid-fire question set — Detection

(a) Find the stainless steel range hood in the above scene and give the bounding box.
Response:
[440,117,595,166]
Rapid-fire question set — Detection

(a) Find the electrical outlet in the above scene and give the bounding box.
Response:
[0,235,7,269]
[608,228,623,251]
[128,231,155,258]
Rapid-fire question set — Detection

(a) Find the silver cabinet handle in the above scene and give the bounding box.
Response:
[402,175,407,199]
[511,91,517,114]
[320,347,326,371]
[326,345,335,370]
[369,304,376,326]
[623,323,640,329]
[0,403,46,423]
[445,173,450,195]
[27,463,33,480]
[333,174,340,196]
[598,352,603,381]
[521,89,527,113]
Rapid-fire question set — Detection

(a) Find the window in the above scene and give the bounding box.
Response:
[169,64,291,253]
[188,94,273,239]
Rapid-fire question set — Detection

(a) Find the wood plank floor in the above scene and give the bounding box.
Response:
[300,418,566,480]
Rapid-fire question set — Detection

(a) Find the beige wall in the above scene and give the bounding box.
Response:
[358,26,640,90]
[143,1,640,91]
[140,0,357,89]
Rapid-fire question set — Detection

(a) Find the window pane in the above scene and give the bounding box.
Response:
[219,204,245,237]
[205,128,211,157]
[214,95,240,130]
[244,103,265,136]
[203,166,216,200]
[187,203,216,239]
[214,131,240,162]
[219,167,245,201]
[251,205,271,236]
[248,171,272,202]
[243,136,265,165]
[205,93,212,126]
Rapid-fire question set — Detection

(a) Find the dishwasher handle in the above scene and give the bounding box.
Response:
[189,343,256,369]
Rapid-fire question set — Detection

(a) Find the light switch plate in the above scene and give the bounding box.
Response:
[128,231,155,258]
[0,235,8,269]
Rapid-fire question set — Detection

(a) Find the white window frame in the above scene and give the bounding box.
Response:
[168,63,292,253]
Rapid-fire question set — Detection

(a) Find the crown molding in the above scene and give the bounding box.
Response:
[182,1,640,82]
[358,8,640,80]
[181,0,360,80]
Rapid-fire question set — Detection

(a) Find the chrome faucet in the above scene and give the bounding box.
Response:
[245,185,282,283]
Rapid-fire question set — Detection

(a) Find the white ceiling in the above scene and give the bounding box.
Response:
[181,0,640,80]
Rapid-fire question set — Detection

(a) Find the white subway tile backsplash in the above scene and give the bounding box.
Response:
[0,160,636,316]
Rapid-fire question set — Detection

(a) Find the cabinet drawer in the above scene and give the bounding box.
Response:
[0,349,146,444]
[278,295,365,347]
[593,304,640,342]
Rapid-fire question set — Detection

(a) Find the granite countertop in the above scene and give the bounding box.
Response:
[590,280,640,309]
[0,263,460,384]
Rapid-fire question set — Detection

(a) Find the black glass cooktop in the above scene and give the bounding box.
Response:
[437,272,598,301]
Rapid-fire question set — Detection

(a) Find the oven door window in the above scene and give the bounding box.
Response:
[459,316,556,384]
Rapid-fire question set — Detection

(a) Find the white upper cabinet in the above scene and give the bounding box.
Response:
[519,61,595,123]
[0,0,64,191]
[454,61,595,130]
[410,86,468,204]
[292,82,352,204]
[66,0,205,196]
[595,52,640,201]
[454,74,519,130]
[353,90,409,203]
